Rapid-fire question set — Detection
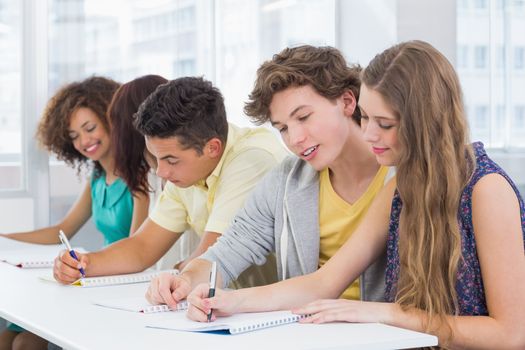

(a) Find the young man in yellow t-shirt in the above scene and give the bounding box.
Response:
[53,77,288,285]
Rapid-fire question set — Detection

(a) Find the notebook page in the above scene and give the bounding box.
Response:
[0,244,83,268]
[1,252,55,268]
[147,310,305,334]
[92,296,188,313]
[0,236,50,254]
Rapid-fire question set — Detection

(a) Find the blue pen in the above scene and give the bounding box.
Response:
[58,230,86,278]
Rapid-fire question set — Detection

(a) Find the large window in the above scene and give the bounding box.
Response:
[457,0,525,148]
[0,0,22,190]
[48,0,335,127]
[2,0,525,232]
[41,0,336,237]
[214,0,335,125]
[48,0,212,96]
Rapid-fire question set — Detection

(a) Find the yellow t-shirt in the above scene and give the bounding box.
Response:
[318,166,388,300]
[150,123,288,236]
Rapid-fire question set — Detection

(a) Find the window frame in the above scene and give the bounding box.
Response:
[0,0,51,229]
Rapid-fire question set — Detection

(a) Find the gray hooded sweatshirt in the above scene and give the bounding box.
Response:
[201,156,387,302]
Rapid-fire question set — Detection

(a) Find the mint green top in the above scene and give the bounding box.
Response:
[91,172,133,246]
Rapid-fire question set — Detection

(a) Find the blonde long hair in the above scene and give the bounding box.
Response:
[362,41,475,337]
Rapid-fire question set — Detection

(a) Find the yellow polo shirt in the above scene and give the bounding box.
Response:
[318,166,388,300]
[150,123,288,237]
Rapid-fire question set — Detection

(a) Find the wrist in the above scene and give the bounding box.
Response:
[81,252,93,275]
[383,302,400,325]
[178,271,192,288]
[234,288,254,313]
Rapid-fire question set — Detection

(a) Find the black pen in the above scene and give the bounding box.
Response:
[207,261,217,322]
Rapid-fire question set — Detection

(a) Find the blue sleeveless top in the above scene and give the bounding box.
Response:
[385,142,525,315]
[91,172,133,246]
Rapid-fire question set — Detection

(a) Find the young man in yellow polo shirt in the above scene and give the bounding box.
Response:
[53,77,288,285]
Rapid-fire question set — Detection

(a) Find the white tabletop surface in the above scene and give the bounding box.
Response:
[0,241,437,350]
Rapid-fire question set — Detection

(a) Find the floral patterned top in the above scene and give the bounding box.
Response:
[385,142,525,315]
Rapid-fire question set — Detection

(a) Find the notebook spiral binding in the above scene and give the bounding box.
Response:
[230,314,307,334]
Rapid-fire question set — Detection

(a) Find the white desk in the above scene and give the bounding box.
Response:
[0,263,437,349]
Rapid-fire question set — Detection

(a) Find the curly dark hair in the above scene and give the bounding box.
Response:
[37,76,120,174]
[244,45,362,125]
[108,75,168,195]
[133,77,228,154]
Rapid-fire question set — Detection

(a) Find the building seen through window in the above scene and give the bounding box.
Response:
[457,0,525,147]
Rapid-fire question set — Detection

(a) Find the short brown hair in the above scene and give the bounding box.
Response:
[37,76,120,173]
[244,45,361,125]
[133,77,228,155]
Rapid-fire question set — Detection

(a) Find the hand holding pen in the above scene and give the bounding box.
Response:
[186,267,245,322]
[58,230,86,278]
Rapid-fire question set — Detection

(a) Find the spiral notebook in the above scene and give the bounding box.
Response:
[0,244,83,269]
[39,269,178,287]
[147,310,307,335]
[1,251,57,268]
[92,296,188,314]
[71,269,179,287]
[0,236,51,251]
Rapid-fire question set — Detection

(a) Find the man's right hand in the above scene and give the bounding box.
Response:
[53,249,89,284]
[146,273,191,309]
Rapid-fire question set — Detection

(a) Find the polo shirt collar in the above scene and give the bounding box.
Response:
[196,123,236,191]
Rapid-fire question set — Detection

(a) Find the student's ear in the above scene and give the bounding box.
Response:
[205,138,223,159]
[341,90,357,117]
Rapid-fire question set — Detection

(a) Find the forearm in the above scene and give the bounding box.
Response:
[233,271,335,313]
[387,304,525,349]
[4,226,62,244]
[86,234,171,276]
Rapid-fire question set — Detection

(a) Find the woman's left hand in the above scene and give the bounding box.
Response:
[292,299,394,324]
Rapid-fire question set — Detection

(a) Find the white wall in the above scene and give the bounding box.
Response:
[0,198,34,232]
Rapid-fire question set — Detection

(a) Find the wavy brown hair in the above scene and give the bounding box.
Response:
[108,75,168,195]
[362,41,475,341]
[244,45,362,124]
[37,76,120,175]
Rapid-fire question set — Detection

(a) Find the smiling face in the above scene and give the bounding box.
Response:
[145,135,222,188]
[358,84,400,166]
[269,85,358,171]
[68,107,111,162]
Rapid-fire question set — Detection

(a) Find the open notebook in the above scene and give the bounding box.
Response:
[0,244,83,268]
[147,310,307,335]
[40,269,179,287]
[92,296,188,314]
[0,235,44,251]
